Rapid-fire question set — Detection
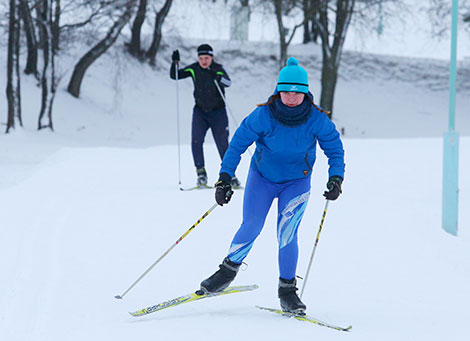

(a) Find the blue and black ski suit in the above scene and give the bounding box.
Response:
[219,91,345,280]
[170,61,232,169]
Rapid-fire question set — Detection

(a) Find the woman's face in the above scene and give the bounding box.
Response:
[280,92,305,107]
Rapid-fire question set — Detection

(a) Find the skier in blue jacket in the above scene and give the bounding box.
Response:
[199,57,345,314]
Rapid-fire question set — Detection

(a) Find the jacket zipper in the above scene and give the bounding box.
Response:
[304,153,312,173]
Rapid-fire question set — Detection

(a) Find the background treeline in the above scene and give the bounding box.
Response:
[2,0,468,133]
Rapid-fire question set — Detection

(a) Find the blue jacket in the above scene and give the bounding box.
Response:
[220,97,345,184]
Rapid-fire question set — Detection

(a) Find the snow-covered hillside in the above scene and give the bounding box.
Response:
[0,137,469,341]
[1,32,469,341]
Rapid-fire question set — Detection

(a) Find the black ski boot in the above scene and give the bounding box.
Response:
[199,257,241,294]
[196,167,208,186]
[278,277,307,315]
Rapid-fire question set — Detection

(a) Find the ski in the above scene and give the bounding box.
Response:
[179,185,244,191]
[130,284,259,317]
[256,306,352,332]
[179,184,213,191]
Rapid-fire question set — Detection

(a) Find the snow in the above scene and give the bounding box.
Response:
[1,14,470,341]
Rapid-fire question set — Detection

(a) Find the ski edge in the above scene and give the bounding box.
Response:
[179,185,244,191]
[256,306,352,332]
[129,284,259,317]
[179,185,213,191]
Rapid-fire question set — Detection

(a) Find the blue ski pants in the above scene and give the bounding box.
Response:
[227,166,311,280]
[191,106,229,169]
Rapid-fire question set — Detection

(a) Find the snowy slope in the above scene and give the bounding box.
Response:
[0,139,469,341]
[1,32,470,341]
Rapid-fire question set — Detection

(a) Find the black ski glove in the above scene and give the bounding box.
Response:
[215,172,233,206]
[172,50,180,63]
[323,176,343,201]
[208,68,221,82]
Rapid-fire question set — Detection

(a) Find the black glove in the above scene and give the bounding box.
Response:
[208,67,221,82]
[172,50,180,63]
[323,176,343,201]
[215,173,233,206]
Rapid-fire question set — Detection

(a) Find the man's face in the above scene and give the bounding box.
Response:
[198,55,213,69]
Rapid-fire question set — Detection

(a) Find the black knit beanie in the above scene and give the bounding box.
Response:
[197,44,214,56]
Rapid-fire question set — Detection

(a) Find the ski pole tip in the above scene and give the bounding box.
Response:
[114,295,122,299]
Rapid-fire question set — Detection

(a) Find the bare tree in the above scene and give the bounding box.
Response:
[67,0,137,98]
[128,0,147,59]
[302,0,320,43]
[18,0,39,78]
[272,0,306,67]
[427,0,470,37]
[6,0,23,133]
[313,0,355,118]
[51,0,60,51]
[146,0,173,66]
[37,0,56,130]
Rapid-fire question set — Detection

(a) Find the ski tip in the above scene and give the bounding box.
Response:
[114,295,122,299]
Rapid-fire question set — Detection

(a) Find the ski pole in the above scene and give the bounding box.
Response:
[176,62,182,185]
[300,199,329,299]
[115,202,218,299]
[213,79,239,127]
[213,80,253,157]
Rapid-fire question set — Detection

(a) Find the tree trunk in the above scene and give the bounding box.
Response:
[18,0,39,78]
[311,0,320,43]
[128,0,147,59]
[320,58,337,119]
[273,0,287,68]
[146,0,172,66]
[51,0,60,52]
[67,0,137,98]
[37,0,54,130]
[230,0,250,41]
[6,0,22,133]
[316,0,355,119]
[303,0,311,43]
[15,2,23,127]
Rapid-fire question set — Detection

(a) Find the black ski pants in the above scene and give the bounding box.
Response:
[191,106,229,170]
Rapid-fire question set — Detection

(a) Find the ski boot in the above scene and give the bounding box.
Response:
[196,167,208,186]
[278,277,306,315]
[231,176,242,189]
[198,257,241,294]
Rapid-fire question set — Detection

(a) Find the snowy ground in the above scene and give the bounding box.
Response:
[1,39,469,340]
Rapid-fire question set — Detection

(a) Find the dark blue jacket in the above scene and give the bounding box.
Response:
[220,96,345,183]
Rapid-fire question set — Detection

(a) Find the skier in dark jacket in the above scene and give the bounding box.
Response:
[170,44,240,188]
[198,57,345,315]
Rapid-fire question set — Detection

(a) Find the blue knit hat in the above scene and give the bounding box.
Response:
[277,57,309,93]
